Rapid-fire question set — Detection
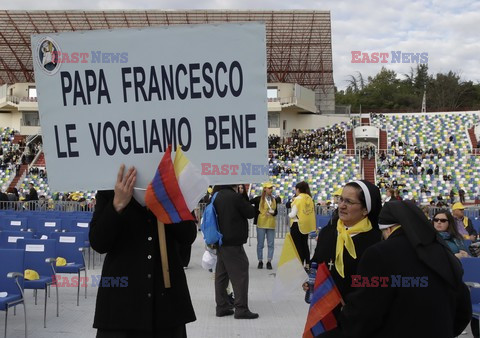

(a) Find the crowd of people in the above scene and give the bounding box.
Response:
[377,141,456,180]
[3,117,480,337]
[268,125,346,161]
[87,172,477,337]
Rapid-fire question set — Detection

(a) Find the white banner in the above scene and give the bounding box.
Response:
[31,23,268,192]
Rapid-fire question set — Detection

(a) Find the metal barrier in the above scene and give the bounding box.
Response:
[195,203,334,240]
[0,201,95,212]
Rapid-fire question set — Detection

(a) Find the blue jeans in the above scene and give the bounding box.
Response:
[257,227,275,261]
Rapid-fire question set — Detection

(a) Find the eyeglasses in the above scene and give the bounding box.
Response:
[338,196,362,206]
[433,218,448,223]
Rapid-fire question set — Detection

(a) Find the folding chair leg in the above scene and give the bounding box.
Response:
[43,286,48,328]
[55,282,59,317]
[84,269,88,299]
[34,289,37,305]
[14,305,16,316]
[88,247,91,270]
[77,271,80,306]
[92,250,95,270]
[23,302,27,338]
[4,307,8,338]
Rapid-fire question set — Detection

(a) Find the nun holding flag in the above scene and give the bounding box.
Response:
[339,200,472,338]
[309,180,382,336]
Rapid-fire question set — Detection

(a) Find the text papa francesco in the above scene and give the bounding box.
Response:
[60,61,243,106]
[55,60,257,157]
[54,115,257,158]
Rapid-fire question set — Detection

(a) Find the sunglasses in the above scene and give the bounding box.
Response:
[433,218,448,223]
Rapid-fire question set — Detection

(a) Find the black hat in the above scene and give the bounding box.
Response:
[378,200,463,288]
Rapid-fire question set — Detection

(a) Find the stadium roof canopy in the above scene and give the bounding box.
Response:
[0,10,333,91]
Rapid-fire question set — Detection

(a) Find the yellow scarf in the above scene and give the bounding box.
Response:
[257,196,276,229]
[335,217,372,278]
[463,217,469,228]
[291,193,316,234]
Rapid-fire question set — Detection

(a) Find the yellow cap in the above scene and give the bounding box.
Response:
[452,202,465,211]
[24,269,40,280]
[56,257,67,267]
[333,188,343,196]
[207,187,213,194]
[262,182,273,188]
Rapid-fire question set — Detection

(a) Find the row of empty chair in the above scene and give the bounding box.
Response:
[0,231,88,337]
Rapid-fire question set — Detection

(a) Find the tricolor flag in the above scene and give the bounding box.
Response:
[145,145,209,223]
[303,263,343,338]
[271,233,308,302]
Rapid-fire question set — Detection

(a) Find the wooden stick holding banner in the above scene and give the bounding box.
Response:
[145,145,210,290]
[157,220,171,288]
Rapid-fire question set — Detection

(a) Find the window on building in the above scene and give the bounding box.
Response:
[22,111,40,126]
[268,112,280,128]
[267,87,278,100]
[28,86,37,98]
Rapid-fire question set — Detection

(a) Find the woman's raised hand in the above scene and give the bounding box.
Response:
[113,164,136,213]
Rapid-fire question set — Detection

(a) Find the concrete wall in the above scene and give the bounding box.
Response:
[20,125,42,135]
[316,86,335,114]
[0,111,21,131]
[269,83,316,113]
[8,83,35,99]
[0,112,13,128]
[354,126,379,138]
[278,112,349,133]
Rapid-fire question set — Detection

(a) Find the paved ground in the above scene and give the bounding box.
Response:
[1,233,475,337]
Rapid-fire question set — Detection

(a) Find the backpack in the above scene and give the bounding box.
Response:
[201,192,223,246]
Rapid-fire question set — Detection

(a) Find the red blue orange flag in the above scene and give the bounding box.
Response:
[303,262,343,338]
[145,145,195,224]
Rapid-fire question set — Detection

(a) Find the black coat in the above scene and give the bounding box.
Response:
[340,228,471,338]
[24,187,38,201]
[213,187,255,246]
[89,190,197,332]
[311,218,382,297]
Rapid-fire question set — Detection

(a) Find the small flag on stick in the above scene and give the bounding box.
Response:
[145,145,209,287]
[303,262,343,337]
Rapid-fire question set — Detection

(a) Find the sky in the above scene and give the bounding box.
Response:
[2,0,480,90]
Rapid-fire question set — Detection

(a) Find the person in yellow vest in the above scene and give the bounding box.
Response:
[452,202,477,241]
[288,181,316,269]
[251,182,278,270]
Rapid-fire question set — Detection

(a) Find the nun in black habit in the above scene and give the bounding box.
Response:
[309,180,382,337]
[340,200,472,338]
[311,180,382,297]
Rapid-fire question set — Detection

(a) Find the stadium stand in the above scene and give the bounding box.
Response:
[374,112,480,204]
[251,123,360,203]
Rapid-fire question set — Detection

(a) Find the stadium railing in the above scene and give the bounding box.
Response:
[0,201,94,212]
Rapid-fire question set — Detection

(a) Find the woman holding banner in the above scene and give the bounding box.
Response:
[288,181,316,269]
[89,164,197,338]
